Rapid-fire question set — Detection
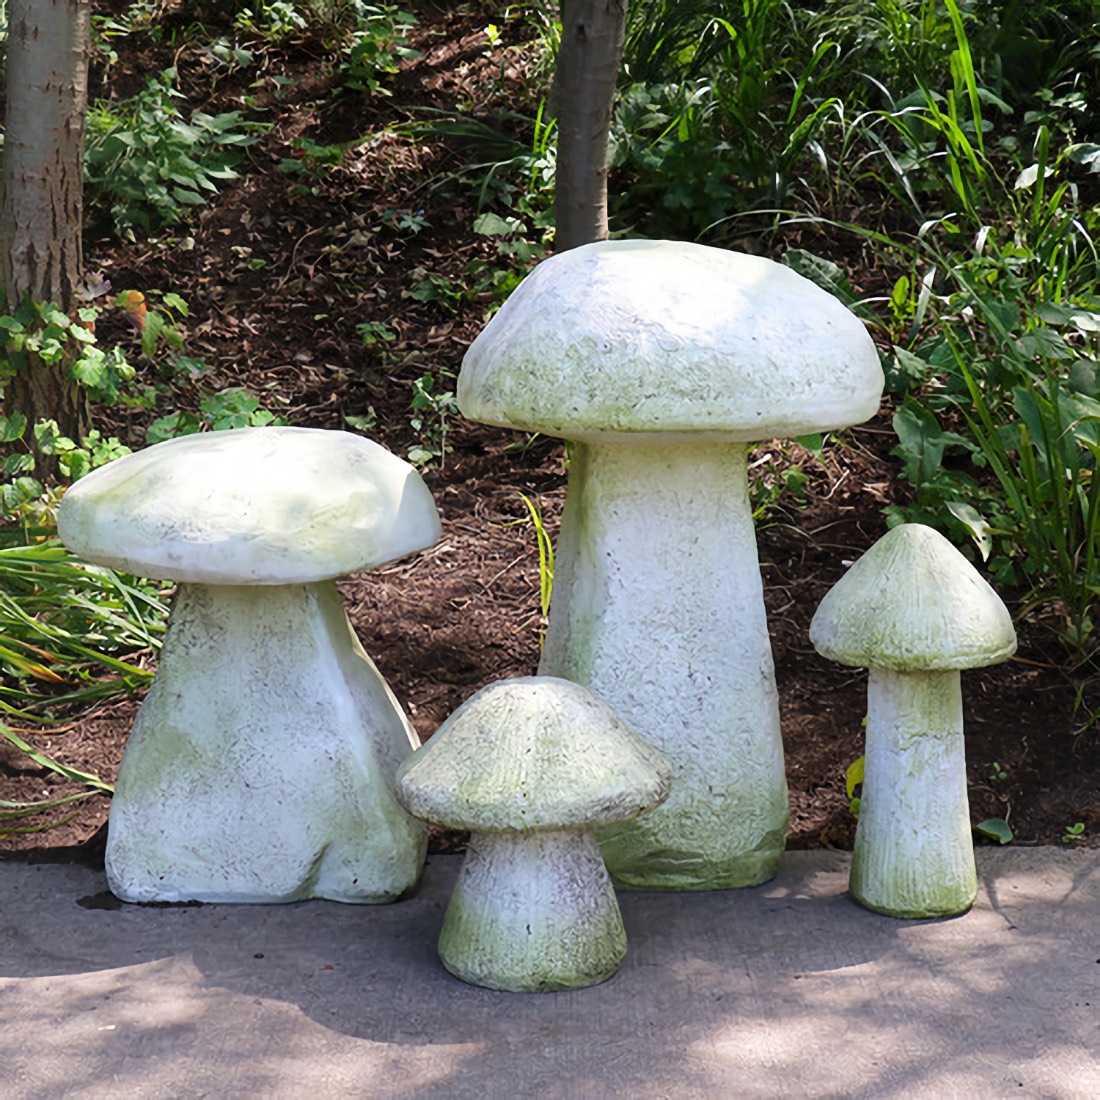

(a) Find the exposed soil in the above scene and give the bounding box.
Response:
[2,1,1097,865]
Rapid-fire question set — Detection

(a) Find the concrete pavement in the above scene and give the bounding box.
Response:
[1,848,1097,1098]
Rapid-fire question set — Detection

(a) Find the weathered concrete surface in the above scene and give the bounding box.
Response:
[1,848,1096,1098]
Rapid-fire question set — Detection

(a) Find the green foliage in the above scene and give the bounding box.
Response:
[518,493,554,620]
[0,295,134,512]
[1,720,114,834]
[0,297,134,408]
[846,755,864,818]
[877,122,1100,657]
[229,0,420,93]
[0,540,167,722]
[608,81,744,236]
[233,0,310,41]
[397,85,557,224]
[84,68,261,235]
[406,269,464,315]
[356,320,397,347]
[340,4,420,95]
[0,289,203,520]
[610,4,843,236]
[622,0,759,86]
[974,818,1014,844]
[591,0,1099,245]
[1062,821,1087,844]
[748,435,825,521]
[806,3,1098,664]
[406,373,459,468]
[0,537,167,831]
[147,387,287,443]
[92,0,174,59]
[467,211,546,307]
[278,136,350,178]
[885,309,1100,657]
[405,212,545,320]
[0,284,283,544]
[960,357,1100,655]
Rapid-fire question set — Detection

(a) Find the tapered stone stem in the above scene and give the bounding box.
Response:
[107,581,426,904]
[538,440,788,890]
[851,669,977,918]
[439,829,626,992]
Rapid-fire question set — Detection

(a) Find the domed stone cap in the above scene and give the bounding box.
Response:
[810,523,1017,671]
[458,240,884,442]
[58,427,442,584]
[396,676,672,832]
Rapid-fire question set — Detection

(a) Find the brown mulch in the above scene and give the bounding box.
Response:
[1,1,1097,864]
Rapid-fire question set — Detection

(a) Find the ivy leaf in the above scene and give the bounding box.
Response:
[0,412,27,443]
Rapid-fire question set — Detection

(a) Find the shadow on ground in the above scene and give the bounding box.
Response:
[1,850,1097,1098]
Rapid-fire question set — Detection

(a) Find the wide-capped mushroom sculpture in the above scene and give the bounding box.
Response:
[810,523,1017,918]
[58,426,441,904]
[458,240,883,890]
[397,676,671,992]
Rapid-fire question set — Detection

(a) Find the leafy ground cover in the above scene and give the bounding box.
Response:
[1,0,1097,858]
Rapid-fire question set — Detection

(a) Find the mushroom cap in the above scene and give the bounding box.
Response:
[396,676,672,832]
[58,427,442,584]
[458,240,883,442]
[809,523,1017,671]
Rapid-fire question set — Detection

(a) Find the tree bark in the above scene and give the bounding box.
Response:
[552,0,628,251]
[1,0,92,446]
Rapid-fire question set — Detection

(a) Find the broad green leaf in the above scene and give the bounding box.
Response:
[974,818,1013,844]
[845,756,864,800]
[947,501,993,561]
[1067,143,1100,173]
[0,413,27,443]
[781,248,857,306]
[474,212,524,237]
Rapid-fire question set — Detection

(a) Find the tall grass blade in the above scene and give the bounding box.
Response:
[0,722,114,792]
[519,493,555,618]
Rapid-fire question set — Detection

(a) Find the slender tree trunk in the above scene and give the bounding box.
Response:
[1,0,92,447]
[552,0,628,251]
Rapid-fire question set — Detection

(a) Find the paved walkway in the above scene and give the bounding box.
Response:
[1,848,1097,1098]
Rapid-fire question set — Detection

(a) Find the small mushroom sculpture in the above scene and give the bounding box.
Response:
[396,676,671,992]
[58,427,442,905]
[458,239,883,890]
[809,523,1017,918]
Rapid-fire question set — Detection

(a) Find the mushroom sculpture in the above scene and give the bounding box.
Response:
[396,676,671,992]
[809,523,1017,918]
[458,240,883,890]
[58,426,442,905]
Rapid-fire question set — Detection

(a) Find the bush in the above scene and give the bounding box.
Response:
[84,68,261,235]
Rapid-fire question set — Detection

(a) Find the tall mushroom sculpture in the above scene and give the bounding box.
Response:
[810,523,1017,918]
[458,240,883,890]
[58,426,442,904]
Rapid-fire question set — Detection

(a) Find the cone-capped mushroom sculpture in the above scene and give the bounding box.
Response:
[458,240,883,890]
[397,676,671,992]
[59,427,441,904]
[810,523,1017,918]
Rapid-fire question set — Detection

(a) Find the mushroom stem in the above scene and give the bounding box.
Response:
[107,581,427,904]
[539,439,788,890]
[439,828,626,992]
[851,668,977,918]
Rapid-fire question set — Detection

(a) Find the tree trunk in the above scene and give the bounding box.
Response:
[552,0,628,251]
[1,0,92,448]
